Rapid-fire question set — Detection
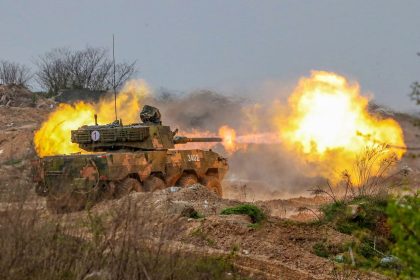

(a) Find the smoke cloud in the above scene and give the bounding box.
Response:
[143,88,324,198]
[55,73,404,200]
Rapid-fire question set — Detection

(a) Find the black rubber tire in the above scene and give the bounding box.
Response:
[99,181,116,200]
[115,178,142,198]
[177,173,198,188]
[143,176,166,192]
[202,176,223,197]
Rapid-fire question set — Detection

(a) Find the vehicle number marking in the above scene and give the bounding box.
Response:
[91,130,100,141]
[187,154,200,162]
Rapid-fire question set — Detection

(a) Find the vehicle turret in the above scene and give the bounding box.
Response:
[71,105,222,152]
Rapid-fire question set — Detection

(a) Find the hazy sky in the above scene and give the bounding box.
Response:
[1,0,420,111]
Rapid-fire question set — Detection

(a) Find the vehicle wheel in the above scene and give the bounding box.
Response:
[143,176,166,192]
[177,173,198,187]
[202,176,223,197]
[99,181,115,200]
[115,178,143,198]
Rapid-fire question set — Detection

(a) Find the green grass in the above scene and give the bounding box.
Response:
[313,242,330,258]
[312,241,349,259]
[316,196,408,277]
[320,196,389,235]
[220,204,266,224]
[387,193,420,278]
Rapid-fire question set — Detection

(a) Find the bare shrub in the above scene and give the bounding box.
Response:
[0,60,32,87]
[330,265,361,280]
[0,188,240,280]
[310,144,405,202]
[34,48,71,95]
[296,206,321,221]
[35,47,137,96]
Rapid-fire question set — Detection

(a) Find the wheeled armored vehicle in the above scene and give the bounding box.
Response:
[33,105,228,212]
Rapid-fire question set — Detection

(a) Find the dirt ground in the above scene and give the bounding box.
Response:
[0,185,388,280]
[0,86,419,279]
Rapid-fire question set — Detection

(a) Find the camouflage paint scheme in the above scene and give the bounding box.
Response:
[34,149,228,196]
[33,105,228,212]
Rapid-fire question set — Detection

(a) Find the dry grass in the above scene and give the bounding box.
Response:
[0,186,243,280]
[309,144,408,203]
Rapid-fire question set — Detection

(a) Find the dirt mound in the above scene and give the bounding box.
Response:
[0,105,51,193]
[0,107,50,164]
[169,184,238,214]
[0,84,34,107]
[92,185,238,218]
[254,196,329,220]
[0,84,54,108]
[182,216,358,279]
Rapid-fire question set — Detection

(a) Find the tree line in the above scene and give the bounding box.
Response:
[0,47,137,96]
[1,47,419,106]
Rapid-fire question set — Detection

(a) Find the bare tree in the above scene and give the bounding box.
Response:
[410,52,420,105]
[410,82,420,105]
[35,47,137,95]
[67,47,110,89]
[111,61,137,90]
[35,48,72,94]
[0,60,32,87]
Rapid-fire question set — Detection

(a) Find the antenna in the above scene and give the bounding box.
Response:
[112,34,117,121]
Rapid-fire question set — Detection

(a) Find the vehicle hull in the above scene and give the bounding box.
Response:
[33,149,228,212]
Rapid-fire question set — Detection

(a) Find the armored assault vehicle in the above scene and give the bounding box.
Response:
[33,105,228,212]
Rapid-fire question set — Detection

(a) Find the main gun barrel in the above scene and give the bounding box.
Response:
[173,136,222,144]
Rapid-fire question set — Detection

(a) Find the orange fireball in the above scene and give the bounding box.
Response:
[34,80,149,157]
[218,125,237,153]
[276,71,405,181]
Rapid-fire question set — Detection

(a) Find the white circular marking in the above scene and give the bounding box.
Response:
[91,130,100,141]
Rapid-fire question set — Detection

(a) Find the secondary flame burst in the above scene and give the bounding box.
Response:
[34,80,149,156]
[280,72,404,152]
[218,71,405,181]
[276,71,405,181]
